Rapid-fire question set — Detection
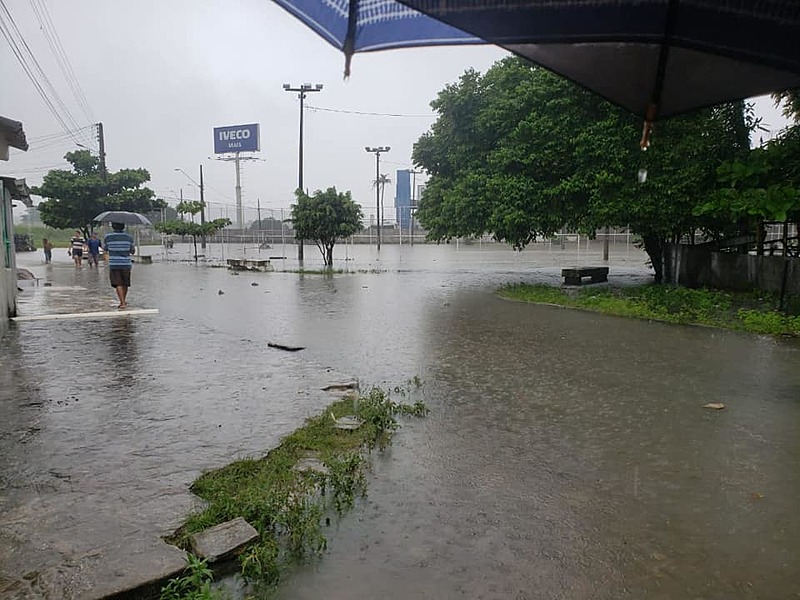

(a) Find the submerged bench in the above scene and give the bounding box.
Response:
[561,266,609,285]
[227,258,273,272]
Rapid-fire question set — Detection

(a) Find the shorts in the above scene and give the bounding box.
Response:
[109,268,131,288]
[72,248,83,257]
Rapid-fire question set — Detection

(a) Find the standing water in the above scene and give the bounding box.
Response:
[2,241,798,599]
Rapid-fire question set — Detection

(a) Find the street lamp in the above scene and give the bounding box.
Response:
[283,82,324,260]
[365,146,390,251]
[174,166,206,248]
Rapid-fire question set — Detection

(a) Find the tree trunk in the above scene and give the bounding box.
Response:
[192,235,198,262]
[325,244,334,266]
[642,233,665,283]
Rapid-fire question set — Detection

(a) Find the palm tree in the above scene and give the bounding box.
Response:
[372,173,392,227]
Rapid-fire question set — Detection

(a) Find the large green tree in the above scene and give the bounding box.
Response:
[291,187,363,266]
[32,150,163,236]
[413,57,752,282]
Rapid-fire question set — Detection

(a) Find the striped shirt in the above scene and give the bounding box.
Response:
[103,231,135,268]
[71,236,85,251]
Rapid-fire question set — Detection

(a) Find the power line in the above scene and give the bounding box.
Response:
[0,0,90,147]
[29,0,95,123]
[306,105,435,118]
[28,0,95,124]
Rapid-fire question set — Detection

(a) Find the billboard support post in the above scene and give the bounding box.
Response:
[235,152,242,230]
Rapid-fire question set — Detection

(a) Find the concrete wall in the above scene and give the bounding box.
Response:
[667,243,800,295]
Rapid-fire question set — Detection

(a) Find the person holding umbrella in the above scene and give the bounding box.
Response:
[103,222,136,309]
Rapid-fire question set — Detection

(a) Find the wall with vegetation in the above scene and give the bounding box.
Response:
[669,243,800,295]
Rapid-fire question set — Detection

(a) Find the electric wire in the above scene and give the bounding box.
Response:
[306,105,435,118]
[29,0,95,123]
[0,0,91,147]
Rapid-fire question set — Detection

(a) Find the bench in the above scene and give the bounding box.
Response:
[227,258,273,272]
[561,266,609,285]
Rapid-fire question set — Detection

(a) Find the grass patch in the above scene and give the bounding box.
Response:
[500,283,800,337]
[162,385,427,598]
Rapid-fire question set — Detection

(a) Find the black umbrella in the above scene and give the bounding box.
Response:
[273,0,800,144]
[93,211,153,226]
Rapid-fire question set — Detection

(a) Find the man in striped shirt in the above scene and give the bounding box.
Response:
[103,222,136,309]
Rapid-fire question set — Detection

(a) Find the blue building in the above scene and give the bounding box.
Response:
[395,169,412,230]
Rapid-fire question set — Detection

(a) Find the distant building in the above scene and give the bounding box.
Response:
[395,169,412,230]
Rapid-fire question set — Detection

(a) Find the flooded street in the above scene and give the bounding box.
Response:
[2,241,799,599]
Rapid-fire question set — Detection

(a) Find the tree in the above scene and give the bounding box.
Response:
[155,218,231,262]
[32,150,163,236]
[291,187,363,266]
[413,57,752,282]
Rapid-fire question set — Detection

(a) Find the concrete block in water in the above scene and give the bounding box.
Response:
[190,517,259,562]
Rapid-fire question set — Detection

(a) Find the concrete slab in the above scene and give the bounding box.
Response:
[11,308,159,322]
[293,457,330,475]
[190,517,259,563]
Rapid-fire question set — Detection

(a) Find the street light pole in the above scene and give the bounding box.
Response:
[365,146,390,251]
[283,82,324,261]
[199,163,206,249]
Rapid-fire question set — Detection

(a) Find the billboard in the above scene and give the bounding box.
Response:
[213,123,260,154]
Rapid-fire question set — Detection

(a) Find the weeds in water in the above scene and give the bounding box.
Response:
[160,554,223,600]
[164,384,427,594]
[500,284,800,336]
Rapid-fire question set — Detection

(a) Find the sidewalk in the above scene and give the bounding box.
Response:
[2,253,353,599]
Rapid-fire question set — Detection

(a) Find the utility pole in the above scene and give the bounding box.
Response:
[199,164,206,249]
[257,198,262,248]
[365,146,390,251]
[283,82,324,261]
[97,122,107,181]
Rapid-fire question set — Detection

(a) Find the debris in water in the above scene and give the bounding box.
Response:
[251,282,259,286]
[702,402,725,410]
[268,342,305,352]
[218,290,225,295]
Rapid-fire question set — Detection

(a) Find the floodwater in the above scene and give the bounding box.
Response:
[2,241,799,599]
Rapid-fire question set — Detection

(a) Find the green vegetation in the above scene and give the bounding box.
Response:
[411,58,800,283]
[14,226,75,248]
[160,554,220,600]
[32,150,163,237]
[163,385,427,598]
[291,187,363,266]
[156,217,231,262]
[500,284,800,336]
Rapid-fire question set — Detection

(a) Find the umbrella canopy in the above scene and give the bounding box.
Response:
[273,0,800,121]
[93,211,153,226]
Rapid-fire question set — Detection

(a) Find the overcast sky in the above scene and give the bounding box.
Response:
[1,0,791,225]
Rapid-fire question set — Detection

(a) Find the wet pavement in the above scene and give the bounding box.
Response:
[2,241,799,599]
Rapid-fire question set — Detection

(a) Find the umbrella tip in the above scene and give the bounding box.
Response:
[344,53,352,79]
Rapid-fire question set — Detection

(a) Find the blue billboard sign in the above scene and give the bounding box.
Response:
[213,123,260,154]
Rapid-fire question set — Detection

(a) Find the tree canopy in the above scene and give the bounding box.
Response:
[156,218,231,261]
[291,187,363,266]
[32,150,163,235]
[412,57,754,281]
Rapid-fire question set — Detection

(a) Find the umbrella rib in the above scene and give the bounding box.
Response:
[641,0,680,149]
[343,0,359,78]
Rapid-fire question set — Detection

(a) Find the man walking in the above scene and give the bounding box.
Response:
[69,230,84,267]
[103,222,135,309]
[42,238,53,263]
[86,232,101,267]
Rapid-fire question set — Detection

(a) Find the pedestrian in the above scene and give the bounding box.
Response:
[42,238,53,263]
[69,230,85,267]
[86,232,101,267]
[102,222,135,309]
